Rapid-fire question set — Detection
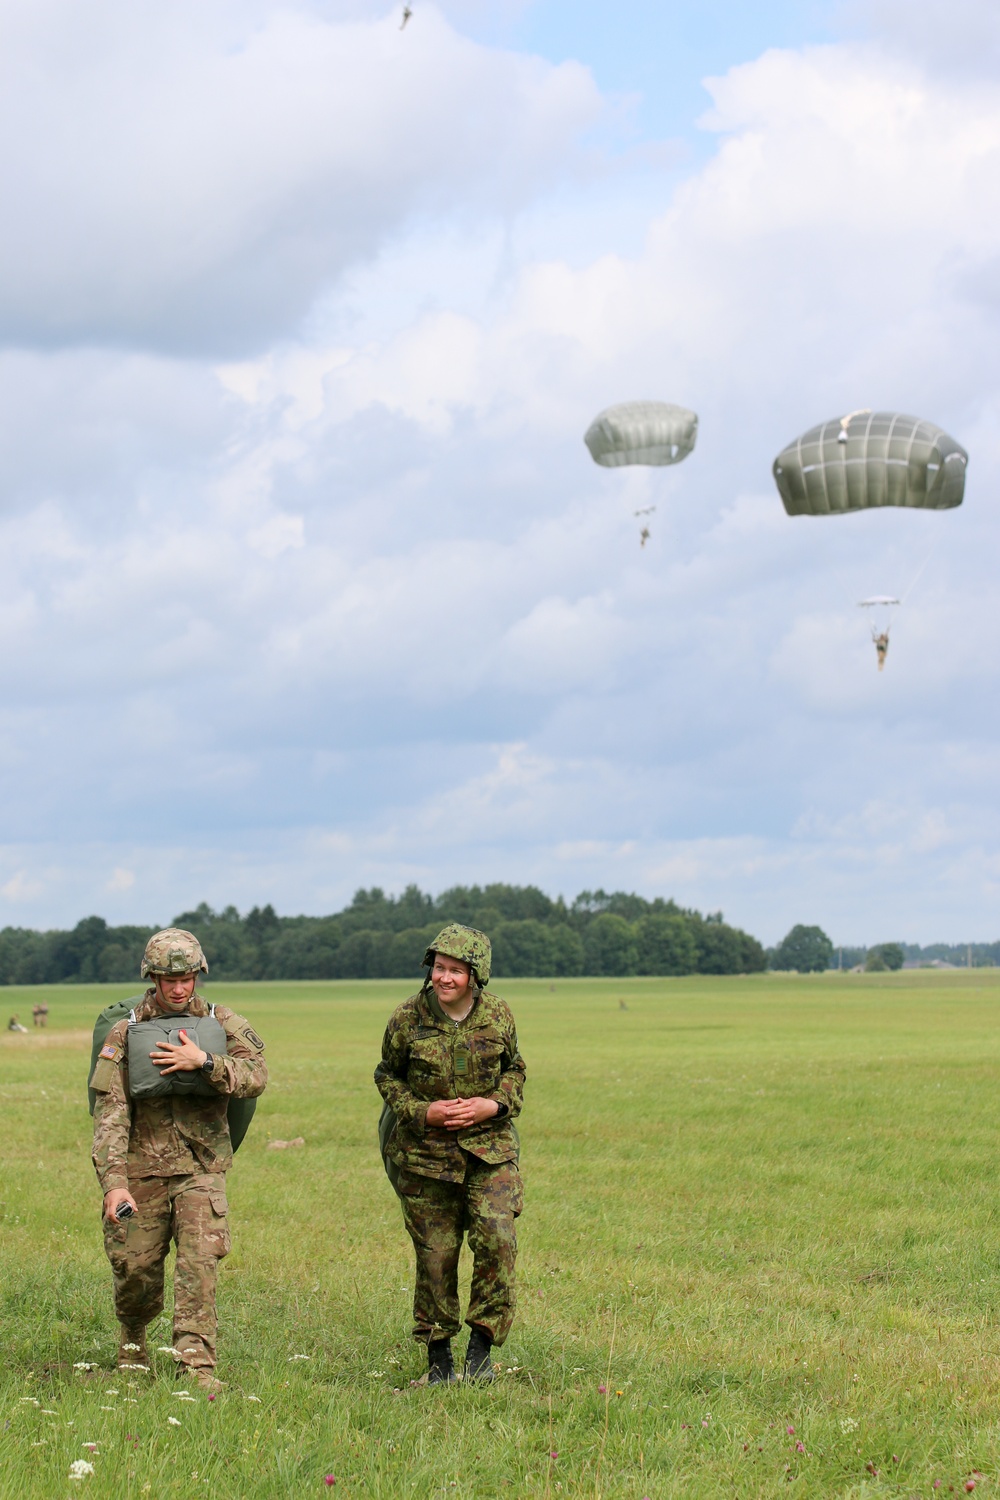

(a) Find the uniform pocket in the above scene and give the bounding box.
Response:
[206,1188,230,1258]
[397,1171,424,1198]
[103,1214,131,1275]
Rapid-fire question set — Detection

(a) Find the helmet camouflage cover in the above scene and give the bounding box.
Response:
[141,928,209,978]
[423,924,492,988]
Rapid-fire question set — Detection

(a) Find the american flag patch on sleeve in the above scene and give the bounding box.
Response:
[99,1044,120,1061]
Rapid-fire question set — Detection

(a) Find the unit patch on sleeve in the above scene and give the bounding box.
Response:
[239,1027,265,1052]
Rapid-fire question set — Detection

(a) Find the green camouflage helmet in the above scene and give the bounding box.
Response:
[140,927,209,978]
[423,923,492,988]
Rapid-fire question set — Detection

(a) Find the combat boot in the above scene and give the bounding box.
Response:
[463,1326,495,1383]
[176,1368,223,1398]
[427,1338,457,1385]
[117,1322,149,1372]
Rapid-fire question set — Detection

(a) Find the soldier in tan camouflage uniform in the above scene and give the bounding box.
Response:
[90,929,267,1393]
[375,924,525,1384]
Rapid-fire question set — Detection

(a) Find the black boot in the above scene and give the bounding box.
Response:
[427,1338,456,1385]
[464,1326,495,1383]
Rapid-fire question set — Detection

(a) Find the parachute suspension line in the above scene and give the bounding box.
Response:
[899,545,938,604]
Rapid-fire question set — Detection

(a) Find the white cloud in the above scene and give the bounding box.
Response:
[0,18,998,941]
[0,1,600,354]
[1,871,43,902]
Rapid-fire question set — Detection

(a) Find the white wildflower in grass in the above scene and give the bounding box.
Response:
[73,1362,95,1371]
[122,1344,141,1352]
[287,1355,311,1362]
[157,1347,182,1357]
[41,1409,57,1415]
[369,1371,385,1379]
[105,1390,119,1396]
[100,1407,115,1412]
[31,1441,47,1447]
[246,1395,262,1403]
[19,1397,40,1405]
[167,1416,182,1426]
[840,1417,859,1433]
[68,1460,95,1480]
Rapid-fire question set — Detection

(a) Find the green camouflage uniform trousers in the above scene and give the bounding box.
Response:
[103,1173,230,1368]
[398,1157,523,1346]
[91,990,267,1371]
[375,973,526,1348]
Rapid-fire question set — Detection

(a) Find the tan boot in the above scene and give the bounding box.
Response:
[181,1367,223,1396]
[117,1322,150,1372]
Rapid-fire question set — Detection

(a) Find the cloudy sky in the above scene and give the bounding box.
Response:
[1,0,998,945]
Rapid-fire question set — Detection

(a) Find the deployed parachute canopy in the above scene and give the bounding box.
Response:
[584,400,698,469]
[773,411,967,516]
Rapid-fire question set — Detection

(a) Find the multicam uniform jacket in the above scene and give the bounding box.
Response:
[90,991,268,1193]
[375,985,525,1184]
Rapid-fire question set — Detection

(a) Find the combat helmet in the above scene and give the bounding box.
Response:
[141,928,209,978]
[423,924,491,989]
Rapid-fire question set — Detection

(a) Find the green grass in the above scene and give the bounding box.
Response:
[2,970,1000,1497]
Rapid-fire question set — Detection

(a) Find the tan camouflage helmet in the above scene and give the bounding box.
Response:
[423,923,492,988]
[140,927,209,978]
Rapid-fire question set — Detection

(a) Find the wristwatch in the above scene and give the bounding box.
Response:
[201,1052,214,1073]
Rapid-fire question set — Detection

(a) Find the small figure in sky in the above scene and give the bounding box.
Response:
[400,5,412,28]
[639,526,651,548]
[873,630,889,671]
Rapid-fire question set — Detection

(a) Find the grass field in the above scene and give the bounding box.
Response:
[2,970,1000,1498]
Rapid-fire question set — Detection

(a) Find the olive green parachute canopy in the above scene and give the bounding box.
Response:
[584,400,698,468]
[773,410,968,517]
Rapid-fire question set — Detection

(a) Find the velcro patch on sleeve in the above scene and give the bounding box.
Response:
[99,1044,123,1062]
[239,1026,265,1052]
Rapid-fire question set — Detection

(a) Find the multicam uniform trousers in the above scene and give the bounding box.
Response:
[102,1172,230,1369]
[398,1154,522,1347]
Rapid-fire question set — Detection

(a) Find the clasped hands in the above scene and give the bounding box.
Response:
[425,1096,500,1130]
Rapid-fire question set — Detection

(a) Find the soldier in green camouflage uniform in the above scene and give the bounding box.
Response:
[90,929,267,1392]
[375,924,525,1384]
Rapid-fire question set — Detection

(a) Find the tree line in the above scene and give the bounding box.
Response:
[0,884,768,984]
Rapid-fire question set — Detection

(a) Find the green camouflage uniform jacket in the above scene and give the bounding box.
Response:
[375,984,525,1184]
[90,991,268,1193]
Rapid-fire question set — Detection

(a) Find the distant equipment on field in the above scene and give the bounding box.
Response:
[584,400,698,547]
[772,410,968,517]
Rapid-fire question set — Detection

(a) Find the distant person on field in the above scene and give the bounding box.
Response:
[89,928,267,1392]
[375,924,526,1385]
[7,1014,27,1032]
[32,1003,48,1028]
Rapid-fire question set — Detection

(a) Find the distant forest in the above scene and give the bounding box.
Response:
[0,884,768,985]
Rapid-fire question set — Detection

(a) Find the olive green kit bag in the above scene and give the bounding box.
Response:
[88,997,257,1151]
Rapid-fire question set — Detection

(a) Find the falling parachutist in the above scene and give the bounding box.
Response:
[639,526,651,548]
[400,5,412,27]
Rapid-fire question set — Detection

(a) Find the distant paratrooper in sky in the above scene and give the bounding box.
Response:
[772,410,968,671]
[585,401,697,550]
